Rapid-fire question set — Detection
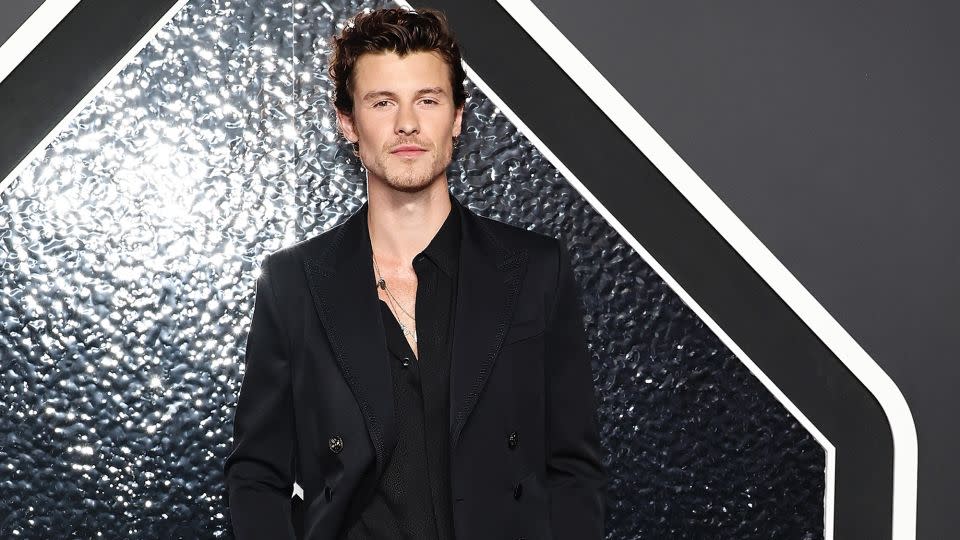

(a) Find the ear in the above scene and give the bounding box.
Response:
[452,104,464,138]
[335,107,358,143]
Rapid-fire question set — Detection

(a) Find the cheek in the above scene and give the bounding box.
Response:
[359,129,384,149]
[434,132,453,153]
[353,117,386,146]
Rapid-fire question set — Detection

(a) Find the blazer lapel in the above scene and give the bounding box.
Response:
[449,195,529,450]
[301,203,398,484]
[300,194,529,473]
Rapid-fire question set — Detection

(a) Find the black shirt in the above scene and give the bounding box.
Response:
[344,194,460,540]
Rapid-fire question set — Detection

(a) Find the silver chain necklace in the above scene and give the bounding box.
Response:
[371,248,417,344]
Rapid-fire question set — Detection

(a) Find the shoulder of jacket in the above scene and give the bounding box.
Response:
[260,219,346,273]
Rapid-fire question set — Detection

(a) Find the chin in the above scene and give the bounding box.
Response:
[380,180,426,193]
[387,168,449,193]
[378,168,434,193]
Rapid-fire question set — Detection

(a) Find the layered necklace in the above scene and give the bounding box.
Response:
[371,247,417,344]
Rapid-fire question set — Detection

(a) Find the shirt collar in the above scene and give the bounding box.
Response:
[417,191,461,278]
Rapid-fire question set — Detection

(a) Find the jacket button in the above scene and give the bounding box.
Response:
[328,435,343,454]
[401,356,411,368]
[508,431,519,449]
[513,482,523,500]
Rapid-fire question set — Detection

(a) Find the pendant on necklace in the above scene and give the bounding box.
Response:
[399,323,418,343]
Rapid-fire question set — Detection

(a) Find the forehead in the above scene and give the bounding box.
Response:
[352,50,451,93]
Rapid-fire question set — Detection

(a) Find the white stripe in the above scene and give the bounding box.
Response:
[0,0,191,197]
[0,0,82,85]
[485,1,918,538]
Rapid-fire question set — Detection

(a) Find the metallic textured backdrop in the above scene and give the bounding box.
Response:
[0,0,825,537]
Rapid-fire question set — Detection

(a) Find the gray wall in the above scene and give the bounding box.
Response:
[528,0,957,537]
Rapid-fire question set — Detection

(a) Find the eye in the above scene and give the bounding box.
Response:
[372,100,390,108]
[421,98,439,105]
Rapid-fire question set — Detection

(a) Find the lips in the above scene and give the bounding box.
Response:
[391,145,427,158]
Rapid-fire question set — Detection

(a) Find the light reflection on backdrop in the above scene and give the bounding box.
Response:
[0,0,826,538]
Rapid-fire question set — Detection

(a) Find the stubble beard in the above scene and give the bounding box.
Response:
[366,143,452,194]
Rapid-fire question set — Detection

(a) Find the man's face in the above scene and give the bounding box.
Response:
[336,50,464,193]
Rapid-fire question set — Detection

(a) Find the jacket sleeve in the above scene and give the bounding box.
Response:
[544,238,607,539]
[224,253,298,539]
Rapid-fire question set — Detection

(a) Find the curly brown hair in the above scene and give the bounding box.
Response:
[327,7,467,116]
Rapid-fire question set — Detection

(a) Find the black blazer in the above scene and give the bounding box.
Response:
[224,194,606,539]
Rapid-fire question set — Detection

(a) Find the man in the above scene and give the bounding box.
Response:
[224,7,605,539]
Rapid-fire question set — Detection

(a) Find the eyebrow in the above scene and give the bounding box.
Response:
[361,87,446,102]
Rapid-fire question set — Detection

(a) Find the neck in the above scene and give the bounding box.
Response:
[366,177,452,267]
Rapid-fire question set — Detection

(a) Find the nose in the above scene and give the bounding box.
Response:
[395,102,419,136]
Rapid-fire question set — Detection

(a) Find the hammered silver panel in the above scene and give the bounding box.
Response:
[0,0,825,538]
[0,0,295,537]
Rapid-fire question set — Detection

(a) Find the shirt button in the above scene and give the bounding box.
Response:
[508,431,519,449]
[513,482,523,500]
[328,435,343,454]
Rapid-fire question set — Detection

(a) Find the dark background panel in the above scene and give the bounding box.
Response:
[413,1,896,539]
[526,1,954,537]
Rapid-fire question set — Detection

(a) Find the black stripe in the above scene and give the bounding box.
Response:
[412,1,895,538]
